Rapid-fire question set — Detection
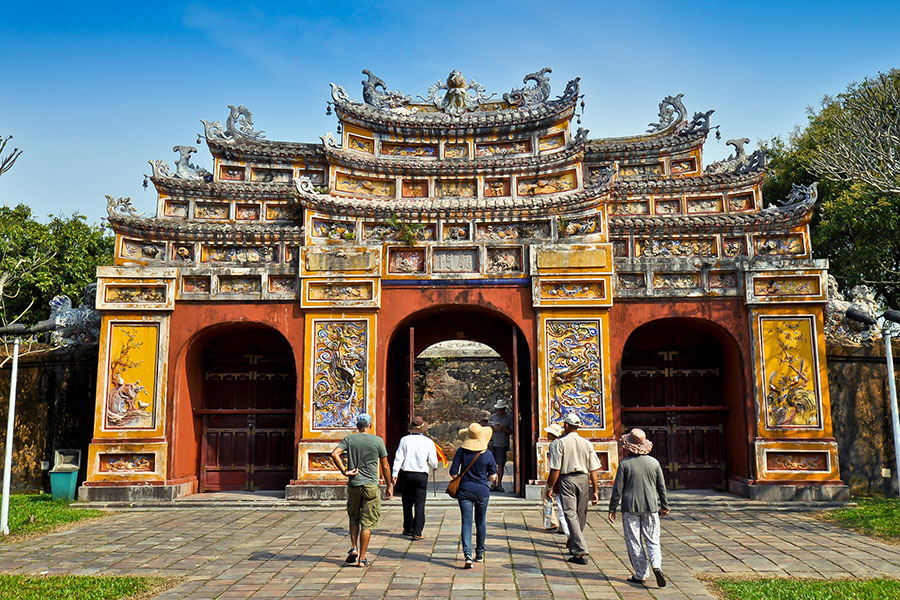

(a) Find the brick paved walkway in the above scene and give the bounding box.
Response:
[1,500,898,599]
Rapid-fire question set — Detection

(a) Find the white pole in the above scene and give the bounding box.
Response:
[884,328,900,504]
[1,337,21,535]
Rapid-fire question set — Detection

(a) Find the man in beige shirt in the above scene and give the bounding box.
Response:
[546,412,601,564]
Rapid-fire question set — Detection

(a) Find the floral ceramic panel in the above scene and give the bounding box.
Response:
[105,324,159,430]
[486,247,522,272]
[219,165,246,181]
[388,248,426,273]
[335,173,394,197]
[183,276,211,294]
[484,178,510,197]
[759,316,822,429]
[105,286,166,304]
[202,246,277,263]
[382,143,437,157]
[545,319,605,428]
[268,276,297,294]
[754,277,820,297]
[444,144,468,158]
[251,168,293,183]
[559,215,600,237]
[164,201,188,218]
[476,139,531,157]
[436,179,476,198]
[670,157,697,175]
[312,320,368,429]
[347,135,375,153]
[754,235,805,257]
[540,281,605,299]
[195,203,229,219]
[538,132,566,152]
[308,282,373,301]
[218,276,261,295]
[308,452,338,471]
[311,218,356,240]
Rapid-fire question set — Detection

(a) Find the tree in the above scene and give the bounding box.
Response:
[763,69,900,309]
[0,134,22,177]
[0,204,114,327]
[808,70,900,194]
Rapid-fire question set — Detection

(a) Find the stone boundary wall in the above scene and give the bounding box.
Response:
[0,347,97,492]
[826,342,898,495]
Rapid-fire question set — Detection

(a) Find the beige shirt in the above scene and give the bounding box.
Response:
[548,431,601,475]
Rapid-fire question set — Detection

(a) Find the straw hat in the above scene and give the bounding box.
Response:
[408,416,428,433]
[544,423,564,438]
[460,423,492,451]
[457,427,469,441]
[621,428,653,455]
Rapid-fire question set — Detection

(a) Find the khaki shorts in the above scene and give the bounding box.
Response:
[347,484,381,529]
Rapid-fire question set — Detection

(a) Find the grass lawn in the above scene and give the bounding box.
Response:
[817,496,900,542]
[2,494,103,539]
[0,574,175,600]
[710,578,900,600]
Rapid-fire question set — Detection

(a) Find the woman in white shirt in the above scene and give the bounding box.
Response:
[392,416,439,539]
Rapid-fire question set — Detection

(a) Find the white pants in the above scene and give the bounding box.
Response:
[556,494,569,535]
[622,512,661,580]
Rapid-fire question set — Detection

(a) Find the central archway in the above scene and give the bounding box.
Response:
[385,306,533,495]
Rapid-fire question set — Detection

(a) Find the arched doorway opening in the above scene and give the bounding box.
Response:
[385,306,533,495]
[195,326,296,492]
[619,318,747,490]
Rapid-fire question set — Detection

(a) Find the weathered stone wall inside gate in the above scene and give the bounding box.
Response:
[827,341,900,495]
[0,346,97,492]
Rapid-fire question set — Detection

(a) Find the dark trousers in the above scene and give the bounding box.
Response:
[397,470,429,535]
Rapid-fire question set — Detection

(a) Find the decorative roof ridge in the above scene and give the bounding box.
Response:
[591,94,715,148]
[292,171,613,219]
[321,137,585,175]
[150,176,295,200]
[586,127,707,155]
[106,213,304,241]
[609,183,817,234]
[611,169,765,195]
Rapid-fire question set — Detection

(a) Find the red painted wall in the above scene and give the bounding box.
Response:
[166,302,305,484]
[609,298,755,480]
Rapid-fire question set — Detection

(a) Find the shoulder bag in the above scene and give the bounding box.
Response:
[446,451,483,498]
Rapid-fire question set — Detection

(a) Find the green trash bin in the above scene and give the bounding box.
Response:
[49,464,79,500]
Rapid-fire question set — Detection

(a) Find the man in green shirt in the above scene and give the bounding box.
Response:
[331,413,393,567]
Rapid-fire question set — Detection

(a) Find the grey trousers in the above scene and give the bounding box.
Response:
[558,473,590,555]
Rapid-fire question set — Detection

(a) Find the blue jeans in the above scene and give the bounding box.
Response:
[457,489,489,559]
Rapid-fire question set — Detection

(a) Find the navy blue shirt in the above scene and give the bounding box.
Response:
[450,448,497,497]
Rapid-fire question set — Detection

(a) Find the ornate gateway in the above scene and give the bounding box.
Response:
[81,68,845,502]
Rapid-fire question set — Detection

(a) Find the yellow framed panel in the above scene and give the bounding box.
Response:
[96,266,177,311]
[537,309,614,438]
[531,243,613,277]
[296,441,350,481]
[746,270,827,304]
[533,275,613,308]
[93,313,170,439]
[86,441,167,483]
[302,312,377,440]
[301,278,380,309]
[754,440,840,482]
[752,307,833,438]
[300,244,380,277]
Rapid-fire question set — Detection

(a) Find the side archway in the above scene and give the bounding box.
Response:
[618,317,749,489]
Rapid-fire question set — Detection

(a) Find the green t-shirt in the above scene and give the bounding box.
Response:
[337,432,388,486]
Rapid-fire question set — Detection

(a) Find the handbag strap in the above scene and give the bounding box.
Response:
[455,450,484,481]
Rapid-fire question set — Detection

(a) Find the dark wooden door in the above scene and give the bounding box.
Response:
[620,347,727,490]
[200,352,296,491]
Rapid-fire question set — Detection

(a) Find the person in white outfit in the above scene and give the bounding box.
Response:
[608,428,669,588]
[392,416,439,539]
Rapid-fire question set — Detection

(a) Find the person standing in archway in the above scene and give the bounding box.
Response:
[392,416,439,540]
[545,412,601,565]
[487,400,513,492]
[331,413,393,568]
[450,423,496,568]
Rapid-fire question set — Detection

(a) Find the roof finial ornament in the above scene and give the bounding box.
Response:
[361,70,412,109]
[105,195,145,219]
[503,67,552,107]
[201,105,266,144]
[646,94,687,133]
[706,137,767,174]
[774,182,818,207]
[420,70,493,116]
[146,146,211,182]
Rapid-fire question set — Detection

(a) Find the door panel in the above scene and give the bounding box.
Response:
[621,341,727,490]
[201,351,296,491]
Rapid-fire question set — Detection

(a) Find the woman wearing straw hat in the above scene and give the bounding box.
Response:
[608,428,669,588]
[449,423,497,569]
[392,416,439,540]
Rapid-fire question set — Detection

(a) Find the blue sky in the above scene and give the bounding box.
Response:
[2,1,899,224]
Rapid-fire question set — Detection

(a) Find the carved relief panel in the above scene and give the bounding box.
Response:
[542,317,608,431]
[756,315,824,431]
[304,316,375,437]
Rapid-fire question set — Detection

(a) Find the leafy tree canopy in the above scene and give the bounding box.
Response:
[0,204,114,326]
[763,69,900,308]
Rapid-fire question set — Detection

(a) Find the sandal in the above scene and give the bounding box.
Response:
[626,576,645,584]
[357,557,370,568]
[345,547,358,564]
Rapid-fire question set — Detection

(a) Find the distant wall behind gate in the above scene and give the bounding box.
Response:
[0,347,97,492]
